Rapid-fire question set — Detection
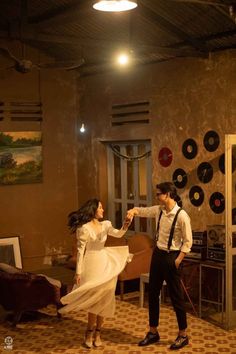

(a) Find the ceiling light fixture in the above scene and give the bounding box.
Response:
[93,0,137,12]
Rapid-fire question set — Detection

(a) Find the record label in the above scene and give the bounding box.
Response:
[204,130,220,152]
[158,147,173,167]
[182,138,198,159]
[209,192,225,214]
[172,168,187,189]
[197,162,213,183]
[189,185,204,207]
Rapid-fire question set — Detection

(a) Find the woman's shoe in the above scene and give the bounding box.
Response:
[84,330,93,348]
[94,329,102,347]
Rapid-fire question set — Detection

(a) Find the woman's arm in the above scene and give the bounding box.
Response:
[75,226,89,284]
[106,219,131,238]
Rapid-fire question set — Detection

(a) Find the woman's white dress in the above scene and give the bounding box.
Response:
[59,220,130,317]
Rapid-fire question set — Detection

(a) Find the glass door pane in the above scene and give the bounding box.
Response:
[114,202,122,228]
[231,145,236,313]
[225,136,236,328]
[233,255,236,311]
[126,145,134,200]
[114,147,121,199]
[138,144,147,200]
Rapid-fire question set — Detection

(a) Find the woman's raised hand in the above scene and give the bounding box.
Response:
[122,215,133,230]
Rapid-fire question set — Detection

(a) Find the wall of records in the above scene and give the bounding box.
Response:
[157,130,236,262]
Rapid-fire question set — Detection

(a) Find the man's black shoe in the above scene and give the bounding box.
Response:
[138,331,160,346]
[170,335,189,350]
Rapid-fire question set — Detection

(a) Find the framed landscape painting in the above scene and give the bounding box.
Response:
[0,131,42,185]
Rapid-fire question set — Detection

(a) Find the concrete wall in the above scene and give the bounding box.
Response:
[77,50,236,231]
[0,41,78,270]
[1,43,235,270]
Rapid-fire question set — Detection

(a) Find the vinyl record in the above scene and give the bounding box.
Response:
[204,130,220,152]
[219,153,236,174]
[189,185,204,207]
[232,208,236,225]
[209,192,225,214]
[182,138,198,159]
[172,168,187,189]
[197,162,213,183]
[158,147,173,167]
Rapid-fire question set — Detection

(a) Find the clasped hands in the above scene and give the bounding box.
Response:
[122,208,138,230]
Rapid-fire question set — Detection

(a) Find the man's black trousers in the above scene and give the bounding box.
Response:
[148,247,187,330]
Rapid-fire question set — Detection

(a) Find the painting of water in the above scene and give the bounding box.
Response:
[0,131,42,185]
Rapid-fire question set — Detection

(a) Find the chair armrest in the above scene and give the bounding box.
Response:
[118,248,153,281]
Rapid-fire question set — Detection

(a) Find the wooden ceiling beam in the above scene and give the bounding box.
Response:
[138,1,207,52]
[171,29,236,48]
[19,31,206,58]
[28,0,91,27]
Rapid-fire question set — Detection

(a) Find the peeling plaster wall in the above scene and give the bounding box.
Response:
[0,42,78,270]
[0,46,235,270]
[77,50,236,231]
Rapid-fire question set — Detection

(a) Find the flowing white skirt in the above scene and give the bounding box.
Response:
[59,246,130,317]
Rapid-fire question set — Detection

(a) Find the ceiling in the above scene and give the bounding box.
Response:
[0,0,236,76]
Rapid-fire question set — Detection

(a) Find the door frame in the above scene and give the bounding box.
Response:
[106,140,152,234]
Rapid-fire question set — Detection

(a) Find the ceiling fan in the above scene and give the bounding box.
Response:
[0,46,85,73]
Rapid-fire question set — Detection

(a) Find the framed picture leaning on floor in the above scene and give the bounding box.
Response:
[0,235,22,268]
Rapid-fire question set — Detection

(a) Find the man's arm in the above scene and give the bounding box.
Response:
[127,205,160,220]
[175,212,192,268]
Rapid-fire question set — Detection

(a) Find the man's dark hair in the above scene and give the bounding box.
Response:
[156,182,177,200]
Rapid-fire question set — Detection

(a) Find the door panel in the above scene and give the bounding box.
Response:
[107,141,152,235]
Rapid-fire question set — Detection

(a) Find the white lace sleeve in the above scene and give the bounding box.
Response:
[76,226,90,275]
[104,220,127,238]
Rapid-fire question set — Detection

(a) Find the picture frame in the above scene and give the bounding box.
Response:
[0,236,22,268]
[0,131,43,185]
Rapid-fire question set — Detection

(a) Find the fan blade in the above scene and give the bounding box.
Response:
[0,47,19,63]
[38,58,85,70]
[66,59,85,71]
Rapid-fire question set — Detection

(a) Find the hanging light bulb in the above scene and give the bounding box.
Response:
[80,123,85,133]
[117,53,129,65]
[93,0,137,12]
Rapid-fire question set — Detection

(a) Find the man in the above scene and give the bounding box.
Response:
[127,182,192,350]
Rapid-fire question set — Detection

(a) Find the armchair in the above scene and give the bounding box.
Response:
[0,263,67,326]
[106,233,154,300]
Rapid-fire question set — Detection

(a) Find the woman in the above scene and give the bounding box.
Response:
[59,198,131,348]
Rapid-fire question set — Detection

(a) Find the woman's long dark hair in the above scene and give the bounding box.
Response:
[68,198,100,233]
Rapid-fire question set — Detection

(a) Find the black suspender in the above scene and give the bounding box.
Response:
[155,210,163,241]
[167,208,182,250]
[156,208,182,250]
